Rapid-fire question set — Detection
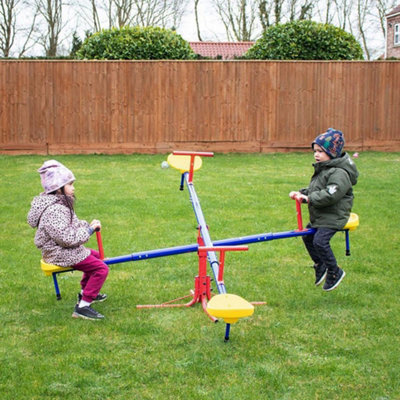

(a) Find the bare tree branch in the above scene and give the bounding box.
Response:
[274,0,285,23]
[18,5,40,57]
[34,0,65,56]
[356,0,371,59]
[375,0,398,37]
[213,0,258,41]
[0,0,18,56]
[258,0,271,30]
[333,0,353,30]
[0,0,39,57]
[194,0,202,40]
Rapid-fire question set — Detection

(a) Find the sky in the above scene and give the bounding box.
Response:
[178,1,227,42]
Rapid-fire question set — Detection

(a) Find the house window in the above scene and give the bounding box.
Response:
[395,24,400,46]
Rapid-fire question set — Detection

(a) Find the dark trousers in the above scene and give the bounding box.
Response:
[302,225,338,272]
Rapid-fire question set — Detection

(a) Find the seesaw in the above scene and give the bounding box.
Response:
[41,151,359,341]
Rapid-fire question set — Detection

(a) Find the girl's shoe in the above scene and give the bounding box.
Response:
[72,305,104,320]
[323,267,346,291]
[313,263,327,286]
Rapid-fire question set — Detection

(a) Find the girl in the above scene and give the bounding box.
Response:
[28,160,109,319]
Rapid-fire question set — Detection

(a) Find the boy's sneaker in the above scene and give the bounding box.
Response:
[72,305,104,320]
[77,293,107,304]
[323,267,346,291]
[313,263,327,286]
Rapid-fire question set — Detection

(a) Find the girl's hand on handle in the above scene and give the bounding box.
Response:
[90,219,101,231]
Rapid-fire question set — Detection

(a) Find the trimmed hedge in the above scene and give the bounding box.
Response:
[76,26,196,60]
[245,20,364,60]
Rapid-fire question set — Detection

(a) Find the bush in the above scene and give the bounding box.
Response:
[76,26,196,60]
[245,20,364,60]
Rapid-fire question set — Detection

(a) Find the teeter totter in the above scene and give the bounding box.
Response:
[40,151,359,341]
[135,151,359,340]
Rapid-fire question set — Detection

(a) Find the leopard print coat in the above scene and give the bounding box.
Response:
[28,193,91,267]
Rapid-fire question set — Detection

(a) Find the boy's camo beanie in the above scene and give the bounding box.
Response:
[38,160,75,194]
[312,128,345,158]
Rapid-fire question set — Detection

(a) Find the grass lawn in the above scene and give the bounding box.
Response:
[0,152,399,399]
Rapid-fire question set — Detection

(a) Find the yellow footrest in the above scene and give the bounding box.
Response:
[40,259,73,276]
[343,213,359,231]
[207,294,254,324]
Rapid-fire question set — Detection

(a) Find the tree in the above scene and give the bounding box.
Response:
[0,0,17,56]
[69,31,83,56]
[35,0,65,56]
[72,0,102,32]
[212,0,259,41]
[0,0,38,57]
[258,0,284,28]
[288,0,314,21]
[354,0,372,60]
[74,0,188,32]
[375,0,398,37]
[194,0,202,40]
[76,25,196,59]
[244,20,364,60]
[333,0,353,30]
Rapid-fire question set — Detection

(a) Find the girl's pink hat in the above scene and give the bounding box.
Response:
[38,160,75,194]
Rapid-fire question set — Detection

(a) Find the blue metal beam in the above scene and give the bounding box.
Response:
[104,228,315,265]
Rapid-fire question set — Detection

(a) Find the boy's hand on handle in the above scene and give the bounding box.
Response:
[289,191,309,203]
[299,194,309,203]
[90,219,101,231]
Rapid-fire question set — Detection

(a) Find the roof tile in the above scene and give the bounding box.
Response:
[387,5,400,16]
[189,42,254,59]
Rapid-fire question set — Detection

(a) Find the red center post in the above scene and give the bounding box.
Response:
[197,246,248,284]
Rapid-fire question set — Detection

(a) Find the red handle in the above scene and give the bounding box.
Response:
[172,151,214,157]
[295,198,304,231]
[172,151,214,183]
[96,230,105,260]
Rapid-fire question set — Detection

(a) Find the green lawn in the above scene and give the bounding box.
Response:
[1,152,399,399]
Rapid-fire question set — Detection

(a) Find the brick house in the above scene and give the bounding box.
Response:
[386,4,400,58]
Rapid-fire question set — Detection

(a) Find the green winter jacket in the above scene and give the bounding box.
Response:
[300,152,359,230]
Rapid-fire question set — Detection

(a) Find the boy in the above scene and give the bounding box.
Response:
[290,128,359,291]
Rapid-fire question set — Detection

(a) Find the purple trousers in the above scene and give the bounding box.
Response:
[73,249,109,303]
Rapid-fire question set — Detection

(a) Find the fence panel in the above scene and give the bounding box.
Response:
[0,60,399,154]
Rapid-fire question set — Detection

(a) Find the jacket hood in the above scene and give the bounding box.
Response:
[315,152,358,185]
[27,194,61,228]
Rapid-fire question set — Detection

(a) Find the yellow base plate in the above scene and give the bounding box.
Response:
[207,293,254,324]
[167,153,202,173]
[40,259,73,276]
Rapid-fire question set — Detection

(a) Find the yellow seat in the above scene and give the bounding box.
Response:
[207,293,254,324]
[343,213,359,231]
[167,153,202,173]
[40,259,73,276]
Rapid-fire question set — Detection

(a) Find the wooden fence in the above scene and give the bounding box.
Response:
[1,60,399,154]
